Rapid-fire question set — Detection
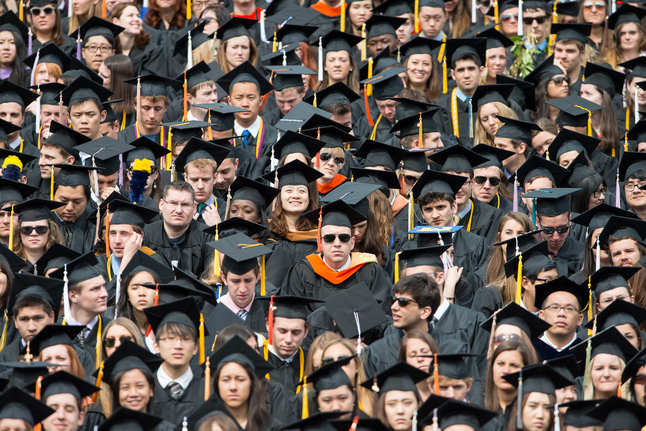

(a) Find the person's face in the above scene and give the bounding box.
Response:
[280,185,309,216]
[218,362,251,408]
[317,151,345,181]
[229,82,260,122]
[118,368,153,411]
[82,36,115,72]
[104,324,135,357]
[155,328,198,367]
[522,392,552,431]
[406,54,433,87]
[70,100,104,139]
[54,185,88,222]
[486,47,507,79]
[629,77,646,107]
[317,385,354,418]
[368,34,398,59]
[493,350,524,391]
[214,158,237,191]
[589,227,608,263]
[493,324,523,348]
[590,353,622,396]
[43,393,84,431]
[109,224,138,260]
[537,213,570,251]
[71,275,108,316]
[30,4,56,33]
[384,390,418,431]
[202,11,219,35]
[557,150,579,169]
[396,14,414,44]
[274,88,304,117]
[546,74,570,99]
[41,104,68,129]
[616,323,641,350]
[0,102,24,134]
[325,51,352,83]
[522,9,550,42]
[375,99,398,123]
[331,111,352,129]
[0,267,6,301]
[555,385,577,405]
[405,337,433,372]
[14,305,54,342]
[638,142,646,152]
[531,131,554,156]
[624,177,646,210]
[184,164,216,204]
[229,199,260,223]
[188,84,218,118]
[439,378,470,401]
[192,0,216,17]
[418,6,446,38]
[127,271,156,314]
[137,98,166,131]
[268,317,308,359]
[472,166,501,204]
[225,36,250,68]
[224,268,259,309]
[348,0,372,27]
[42,344,72,374]
[0,31,16,66]
[582,0,606,25]
[554,42,583,74]
[479,103,500,138]
[113,5,142,36]
[587,182,605,210]
[20,220,49,254]
[522,267,557,309]
[538,291,582,339]
[73,0,99,16]
[446,171,471,208]
[596,286,633,311]
[500,8,518,36]
[580,83,603,106]
[421,198,457,227]
[608,238,642,267]
[0,419,28,431]
[351,220,368,246]
[399,169,422,196]
[498,219,526,253]
[320,225,354,267]
[0,207,16,242]
[323,344,357,382]
[35,64,57,85]
[159,189,196,229]
[391,292,424,330]
[494,137,523,165]
[451,59,482,94]
[632,364,646,406]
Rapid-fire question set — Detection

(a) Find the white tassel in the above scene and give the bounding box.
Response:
[596,238,601,271]
[471,0,476,23]
[318,37,324,82]
[63,264,71,323]
[518,0,523,36]
[432,409,438,431]
[187,31,193,69]
[270,146,278,171]
[68,0,72,21]
[260,10,269,44]
[412,410,418,431]
[115,272,121,318]
[554,404,560,431]
[611,0,616,13]
[30,49,40,87]
[636,87,639,124]
[353,310,361,354]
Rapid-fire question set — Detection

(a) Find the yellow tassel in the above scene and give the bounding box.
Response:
[50,165,54,200]
[167,127,173,171]
[133,158,152,173]
[0,310,8,351]
[418,112,423,149]
[587,276,593,336]
[340,0,346,31]
[367,58,373,96]
[313,93,317,108]
[273,33,277,53]
[205,357,210,400]
[8,205,13,252]
[552,0,558,22]
[261,255,266,296]
[515,253,522,305]
[95,317,102,367]
[213,226,220,277]
[19,0,23,21]
[626,133,629,152]
[408,193,414,239]
[361,24,366,61]
[302,376,309,419]
[199,313,205,364]
[414,0,420,33]
[574,104,593,136]
[394,252,401,283]
[92,362,104,402]
[442,58,447,94]
[187,0,191,19]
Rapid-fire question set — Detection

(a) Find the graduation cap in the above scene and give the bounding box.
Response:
[522,187,580,217]
[99,340,164,381]
[204,303,244,336]
[429,145,488,174]
[354,140,408,171]
[503,240,555,279]
[544,128,600,162]
[159,267,216,305]
[118,249,175,285]
[524,56,564,86]
[273,23,318,46]
[272,131,325,161]
[0,118,22,143]
[144,297,207,357]
[331,419,390,431]
[304,82,360,108]
[359,362,430,394]
[98,408,163,431]
[545,355,581,381]
[582,62,625,98]
[54,164,103,188]
[262,159,323,188]
[216,61,273,96]
[265,3,318,23]
[553,0,580,17]
[0,147,36,178]
[496,75,537,112]
[481,301,552,340]
[228,176,280,213]
[157,121,209,145]
[281,412,349,431]
[0,178,36,205]
[255,295,323,321]
[104,199,159,229]
[78,16,123,43]
[515,155,569,188]
[208,335,273,377]
[445,38,486,67]
[0,11,28,41]
[571,203,637,233]
[471,84,515,111]
[60,76,113,106]
[626,119,646,144]
[123,75,181,98]
[0,80,39,107]
[324,282,389,339]
[0,242,26,273]
[608,3,646,29]
[261,43,302,67]
[183,395,241,431]
[312,30,363,54]
[303,125,359,149]
[303,199,368,229]
[3,198,64,223]
[102,99,122,124]
[172,21,213,60]
[0,362,53,388]
[620,151,646,181]
[598,216,646,248]
[0,387,55,426]
[571,326,639,364]
[389,108,441,137]
[373,0,413,15]
[549,95,604,130]
[304,356,354,392]
[501,363,574,393]
[320,182,381,218]
[587,397,646,431]
[495,115,542,146]
[360,48,400,81]
[364,15,406,39]
[123,137,171,166]
[75,137,135,176]
[173,137,230,174]
[28,370,99,402]
[351,168,401,197]
[359,67,407,101]
[45,120,91,159]
[436,400,498,431]
[10,273,64,320]
[533,276,590,311]
[215,17,256,42]
[208,232,272,275]
[588,266,640,297]
[23,43,71,72]
[196,103,249,132]
[398,245,451,270]
[176,61,215,92]
[551,23,591,45]
[622,345,646,384]
[620,56,646,80]
[267,65,315,92]
[586,298,646,333]
[410,169,466,199]
[477,24,514,50]
[49,251,102,291]
[202,217,268,239]
[416,353,477,380]
[65,57,103,84]
[396,37,443,59]
[494,229,544,260]
[300,113,353,133]
[401,149,428,173]
[471,144,514,169]
[26,324,84,356]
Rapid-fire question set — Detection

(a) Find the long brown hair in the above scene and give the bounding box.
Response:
[577,0,609,53]
[112,3,152,50]
[299,42,318,91]
[473,102,516,147]
[402,54,441,102]
[353,210,385,266]
[448,0,471,37]
[12,219,62,262]
[269,186,318,237]
[590,86,621,155]
[486,212,534,289]
[31,4,66,46]
[102,54,135,115]
[216,37,259,73]
[367,190,394,248]
[602,22,646,68]
[144,0,186,30]
[304,331,341,377]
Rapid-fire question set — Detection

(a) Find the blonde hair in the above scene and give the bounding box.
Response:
[216,36,258,73]
[68,0,101,35]
[186,158,217,175]
[583,355,631,400]
[601,22,646,69]
[192,39,219,66]
[473,102,517,146]
[304,331,342,377]
[12,219,62,261]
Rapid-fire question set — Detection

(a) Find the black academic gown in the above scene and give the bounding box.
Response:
[25,170,51,200]
[457,198,504,245]
[532,337,586,362]
[153,374,205,425]
[231,119,278,179]
[484,193,513,213]
[64,314,112,370]
[265,236,318,288]
[143,219,215,276]
[265,347,306,395]
[117,124,164,145]
[263,107,283,127]
[280,253,393,315]
[591,148,619,191]
[471,283,502,319]
[123,41,168,77]
[52,211,96,253]
[435,92,475,146]
[552,236,584,278]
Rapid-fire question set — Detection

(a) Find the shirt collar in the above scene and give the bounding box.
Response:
[539,332,577,352]
[455,88,469,102]
[157,365,194,390]
[202,195,215,206]
[456,199,472,220]
[267,343,299,363]
[430,31,445,41]
[234,116,261,138]
[323,255,352,272]
[187,111,201,122]
[217,291,255,313]
[9,136,20,150]
[66,314,99,331]
[111,254,122,275]
[434,297,450,321]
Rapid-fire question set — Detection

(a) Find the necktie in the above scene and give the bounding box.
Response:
[466,97,473,138]
[430,316,438,330]
[62,222,73,247]
[167,381,184,400]
[197,203,206,222]
[237,309,248,321]
[453,215,461,225]
[241,130,252,148]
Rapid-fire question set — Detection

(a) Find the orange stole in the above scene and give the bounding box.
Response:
[306,253,377,284]
[318,174,346,194]
[311,1,342,16]
[392,194,409,217]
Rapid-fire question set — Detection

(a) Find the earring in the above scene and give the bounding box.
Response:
[153,183,157,189]
[350,68,353,71]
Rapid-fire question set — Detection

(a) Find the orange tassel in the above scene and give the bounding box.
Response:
[433,353,439,394]
[317,206,323,253]
[34,376,43,431]
[365,88,374,127]
[102,0,106,18]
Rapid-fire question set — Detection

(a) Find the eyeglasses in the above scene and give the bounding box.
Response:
[549,76,570,86]
[162,199,194,211]
[402,174,420,186]
[84,45,112,54]
[460,179,472,188]
[198,17,212,24]
[501,12,518,21]
[19,226,49,235]
[103,335,133,348]
[319,152,345,166]
[522,15,548,25]
[321,355,351,366]
[474,176,501,186]
[494,334,522,344]
[543,304,580,314]
[322,233,352,243]
[390,296,419,307]
[582,2,605,9]
[593,186,607,199]
[624,182,646,192]
[542,225,570,235]
[31,6,54,15]
[534,277,556,284]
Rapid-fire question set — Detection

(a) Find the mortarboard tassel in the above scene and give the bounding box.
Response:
[204,357,210,400]
[182,417,188,431]
[595,238,600,271]
[187,0,191,19]
[365,88,374,126]
[199,313,205,364]
[340,0,346,31]
[414,0,420,33]
[442,58,447,94]
[268,295,276,345]
[76,29,81,61]
[615,167,620,208]
[260,10,268,43]
[8,205,14,251]
[63,263,71,324]
[211,32,217,62]
[261,255,266,296]
[433,353,439,394]
[486,313,497,359]
[92,362,104,402]
[272,32,277,53]
[0,310,8,351]
[554,404,560,431]
[587,276,593,336]
[418,112,423,149]
[50,166,54,200]
[318,37,323,82]
[105,204,110,256]
[317,206,323,253]
[582,321,594,389]
[35,87,40,139]
[35,377,42,430]
[408,193,414,239]
[30,49,39,87]
[213,226,221,277]
[552,0,558,22]
[432,409,438,431]
[353,310,362,354]
[361,24,366,61]
[187,31,193,69]
[102,0,106,18]
[494,0,499,25]
[516,370,523,430]
[471,0,476,23]
[412,410,418,431]
[367,57,373,96]
[574,105,592,136]
[515,252,522,305]
[302,376,309,419]
[119,154,124,187]
[371,374,379,408]
[513,176,518,212]
[351,416,360,431]
[518,0,523,36]
[136,76,141,132]
[27,27,32,56]
[19,0,23,21]
[394,252,400,283]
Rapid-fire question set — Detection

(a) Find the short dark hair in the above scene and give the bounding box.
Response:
[324,103,352,117]
[54,183,91,202]
[69,97,103,113]
[394,273,441,321]
[418,190,454,209]
[162,180,195,201]
[451,53,482,70]
[158,322,198,342]
[13,294,53,318]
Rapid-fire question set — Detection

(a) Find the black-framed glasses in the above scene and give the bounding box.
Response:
[522,15,548,25]
[198,17,212,24]
[103,335,133,348]
[624,182,646,192]
[322,233,352,243]
[319,152,345,166]
[543,304,579,315]
[390,296,419,307]
[593,186,607,199]
[501,12,518,21]
[474,176,501,186]
[31,6,54,15]
[549,76,570,86]
[542,225,570,235]
[19,226,49,235]
[494,334,522,343]
[84,45,113,54]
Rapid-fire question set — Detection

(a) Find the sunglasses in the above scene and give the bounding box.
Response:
[522,16,548,24]
[550,76,570,86]
[104,335,133,348]
[542,225,570,235]
[321,355,351,366]
[501,12,519,21]
[19,226,49,235]
[319,152,345,166]
[31,6,54,15]
[390,296,419,307]
[402,174,420,186]
[582,2,605,8]
[322,233,352,243]
[494,334,523,344]
[474,176,501,186]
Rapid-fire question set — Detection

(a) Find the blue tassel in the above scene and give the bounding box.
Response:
[3,165,21,182]
[129,170,149,205]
